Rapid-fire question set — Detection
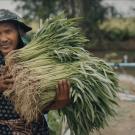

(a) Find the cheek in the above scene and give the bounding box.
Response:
[12,34,19,49]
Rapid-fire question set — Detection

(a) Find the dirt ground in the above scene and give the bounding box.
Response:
[93,74,135,135]
[93,100,135,135]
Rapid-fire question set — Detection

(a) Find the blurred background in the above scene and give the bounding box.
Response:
[1,0,135,135]
[2,0,135,64]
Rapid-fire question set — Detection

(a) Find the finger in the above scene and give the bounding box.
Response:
[4,79,14,84]
[60,80,65,95]
[3,74,13,80]
[1,84,9,91]
[63,79,70,92]
[63,80,70,100]
[62,79,67,92]
[66,80,70,98]
[57,80,63,97]
[56,81,61,99]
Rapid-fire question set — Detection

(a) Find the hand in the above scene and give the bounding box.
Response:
[56,79,70,103]
[0,74,13,92]
[45,80,70,111]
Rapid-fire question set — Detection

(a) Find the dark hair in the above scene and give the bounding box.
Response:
[17,34,25,49]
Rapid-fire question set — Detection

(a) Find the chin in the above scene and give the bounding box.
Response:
[1,50,11,56]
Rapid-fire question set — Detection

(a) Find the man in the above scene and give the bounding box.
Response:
[0,9,70,135]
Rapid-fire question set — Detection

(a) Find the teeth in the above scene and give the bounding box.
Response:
[1,45,9,48]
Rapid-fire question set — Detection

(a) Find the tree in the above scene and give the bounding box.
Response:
[77,0,107,38]
[14,0,114,39]
[14,0,58,20]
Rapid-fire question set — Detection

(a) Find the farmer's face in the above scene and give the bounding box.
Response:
[0,22,19,56]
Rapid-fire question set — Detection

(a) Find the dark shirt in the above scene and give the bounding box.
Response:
[0,55,49,135]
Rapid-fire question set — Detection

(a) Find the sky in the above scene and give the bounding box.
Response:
[0,0,21,16]
[103,0,135,17]
[0,0,135,17]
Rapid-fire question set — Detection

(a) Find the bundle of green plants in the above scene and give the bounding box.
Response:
[4,14,118,135]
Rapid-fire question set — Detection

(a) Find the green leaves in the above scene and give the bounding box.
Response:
[5,14,118,135]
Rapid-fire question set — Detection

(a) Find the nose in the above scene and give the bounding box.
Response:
[0,34,8,44]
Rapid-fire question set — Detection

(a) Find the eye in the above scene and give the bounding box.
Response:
[5,29,12,34]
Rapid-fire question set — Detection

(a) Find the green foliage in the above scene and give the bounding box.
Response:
[14,0,58,20]
[100,18,135,41]
[48,111,62,135]
[5,14,118,135]
[79,0,107,37]
[14,0,113,39]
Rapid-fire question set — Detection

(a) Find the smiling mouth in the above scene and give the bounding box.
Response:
[2,46,9,48]
[0,44,10,49]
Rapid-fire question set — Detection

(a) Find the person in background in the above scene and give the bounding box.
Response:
[0,9,70,135]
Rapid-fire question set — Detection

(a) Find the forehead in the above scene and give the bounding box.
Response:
[0,22,17,30]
